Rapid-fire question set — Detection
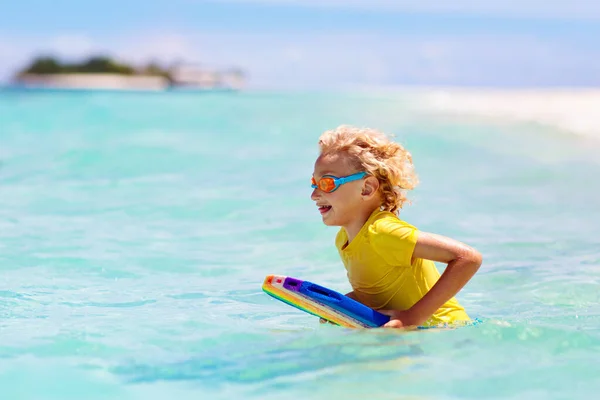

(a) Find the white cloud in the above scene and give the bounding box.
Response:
[0,38,32,79]
[2,31,600,88]
[48,35,96,58]
[204,0,600,19]
[115,34,199,64]
[161,32,600,88]
[283,47,303,63]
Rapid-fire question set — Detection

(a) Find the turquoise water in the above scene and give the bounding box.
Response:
[1,88,599,399]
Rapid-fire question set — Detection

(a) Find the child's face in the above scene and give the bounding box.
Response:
[311,152,365,227]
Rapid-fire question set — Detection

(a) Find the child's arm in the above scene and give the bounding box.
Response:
[381,232,482,328]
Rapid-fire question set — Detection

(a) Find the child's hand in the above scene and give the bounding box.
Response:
[379,309,422,329]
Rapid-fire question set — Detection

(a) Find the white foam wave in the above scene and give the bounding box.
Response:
[416,87,600,138]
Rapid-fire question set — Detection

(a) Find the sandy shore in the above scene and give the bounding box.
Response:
[15,73,169,91]
[415,87,600,138]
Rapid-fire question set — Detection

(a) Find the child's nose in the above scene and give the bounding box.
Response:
[310,188,320,200]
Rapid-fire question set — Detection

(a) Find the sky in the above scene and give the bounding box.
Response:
[1,0,600,89]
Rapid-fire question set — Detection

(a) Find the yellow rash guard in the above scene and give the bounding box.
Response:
[335,209,470,326]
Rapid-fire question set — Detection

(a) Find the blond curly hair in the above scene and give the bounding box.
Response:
[318,125,418,214]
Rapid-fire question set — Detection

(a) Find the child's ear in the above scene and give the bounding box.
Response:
[361,177,379,198]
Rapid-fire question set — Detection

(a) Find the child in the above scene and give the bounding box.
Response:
[311,125,482,328]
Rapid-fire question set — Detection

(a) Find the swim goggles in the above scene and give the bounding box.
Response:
[311,172,367,193]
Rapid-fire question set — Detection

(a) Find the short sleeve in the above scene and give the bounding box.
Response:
[368,217,418,267]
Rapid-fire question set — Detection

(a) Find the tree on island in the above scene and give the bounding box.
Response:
[21,56,62,75]
[17,55,170,77]
[15,54,247,89]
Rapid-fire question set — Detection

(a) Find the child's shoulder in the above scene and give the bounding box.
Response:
[366,210,419,256]
[368,209,418,234]
[334,209,418,249]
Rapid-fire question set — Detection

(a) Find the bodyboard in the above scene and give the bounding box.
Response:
[262,274,390,328]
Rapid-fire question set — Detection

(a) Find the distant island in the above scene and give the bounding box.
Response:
[13,55,247,91]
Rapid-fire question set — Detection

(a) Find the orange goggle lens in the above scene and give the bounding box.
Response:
[311,177,336,192]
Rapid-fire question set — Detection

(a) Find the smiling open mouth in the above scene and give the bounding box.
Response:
[318,205,332,214]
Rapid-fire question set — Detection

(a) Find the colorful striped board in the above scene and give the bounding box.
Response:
[262,274,390,328]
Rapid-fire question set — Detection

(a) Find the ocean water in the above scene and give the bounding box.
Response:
[1,88,599,400]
